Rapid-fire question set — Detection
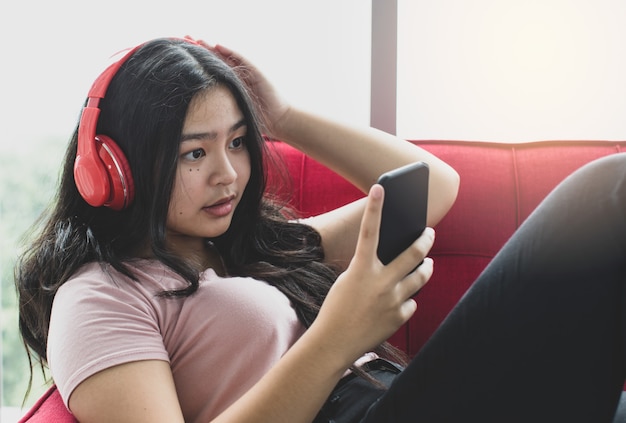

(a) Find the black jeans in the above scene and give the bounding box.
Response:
[360,153,626,422]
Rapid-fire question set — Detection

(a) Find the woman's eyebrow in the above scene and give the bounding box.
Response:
[180,119,247,142]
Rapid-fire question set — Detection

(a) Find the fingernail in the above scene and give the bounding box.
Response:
[370,184,383,199]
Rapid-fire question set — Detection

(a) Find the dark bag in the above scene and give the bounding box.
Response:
[313,359,402,423]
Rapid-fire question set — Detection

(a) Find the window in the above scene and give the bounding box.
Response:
[395,0,626,141]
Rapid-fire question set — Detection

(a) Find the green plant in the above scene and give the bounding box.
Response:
[1,136,65,408]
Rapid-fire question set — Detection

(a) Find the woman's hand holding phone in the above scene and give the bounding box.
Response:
[313,182,434,364]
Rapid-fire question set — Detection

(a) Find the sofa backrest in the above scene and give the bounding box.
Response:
[266,140,626,356]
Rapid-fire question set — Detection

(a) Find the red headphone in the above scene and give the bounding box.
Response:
[74,45,142,210]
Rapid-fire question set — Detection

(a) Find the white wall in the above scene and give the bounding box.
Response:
[0,0,371,149]
[5,0,621,147]
[397,0,626,142]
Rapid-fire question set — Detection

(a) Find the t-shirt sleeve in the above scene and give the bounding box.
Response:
[47,264,171,408]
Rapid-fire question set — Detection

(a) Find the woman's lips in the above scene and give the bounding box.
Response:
[203,197,234,217]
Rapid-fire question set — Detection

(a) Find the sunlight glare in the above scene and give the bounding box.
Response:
[398,0,626,141]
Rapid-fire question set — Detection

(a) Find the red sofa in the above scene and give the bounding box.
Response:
[267,139,626,355]
[18,139,626,422]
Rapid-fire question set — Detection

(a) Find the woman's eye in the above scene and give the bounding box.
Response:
[182,148,205,161]
[229,137,246,150]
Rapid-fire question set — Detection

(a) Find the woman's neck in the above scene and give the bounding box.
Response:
[135,239,227,276]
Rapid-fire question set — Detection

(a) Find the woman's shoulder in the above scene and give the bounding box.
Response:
[58,260,189,303]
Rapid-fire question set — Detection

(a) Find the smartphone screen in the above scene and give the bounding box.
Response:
[376,161,429,265]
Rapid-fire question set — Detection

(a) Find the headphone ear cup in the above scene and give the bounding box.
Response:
[74,135,135,210]
[95,135,135,210]
[74,138,112,208]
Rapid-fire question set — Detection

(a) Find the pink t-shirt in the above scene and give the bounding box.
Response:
[47,260,307,422]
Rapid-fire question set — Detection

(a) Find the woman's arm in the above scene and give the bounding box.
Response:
[277,109,458,268]
[274,106,459,227]
[69,360,185,422]
[69,348,343,423]
[200,41,459,269]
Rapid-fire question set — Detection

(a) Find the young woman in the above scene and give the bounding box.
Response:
[15,37,625,423]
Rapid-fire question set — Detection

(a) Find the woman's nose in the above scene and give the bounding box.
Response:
[208,153,237,186]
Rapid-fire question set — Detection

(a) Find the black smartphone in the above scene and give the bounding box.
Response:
[376,161,429,265]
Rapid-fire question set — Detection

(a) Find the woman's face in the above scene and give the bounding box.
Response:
[166,85,251,253]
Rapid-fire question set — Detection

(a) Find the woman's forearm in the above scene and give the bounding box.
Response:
[273,107,460,227]
[211,320,354,423]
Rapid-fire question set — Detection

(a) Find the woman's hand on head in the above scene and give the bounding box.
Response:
[191,37,291,138]
[311,184,435,365]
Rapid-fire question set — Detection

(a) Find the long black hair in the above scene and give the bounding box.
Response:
[15,38,406,394]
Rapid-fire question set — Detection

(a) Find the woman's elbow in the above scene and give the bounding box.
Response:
[428,166,460,227]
